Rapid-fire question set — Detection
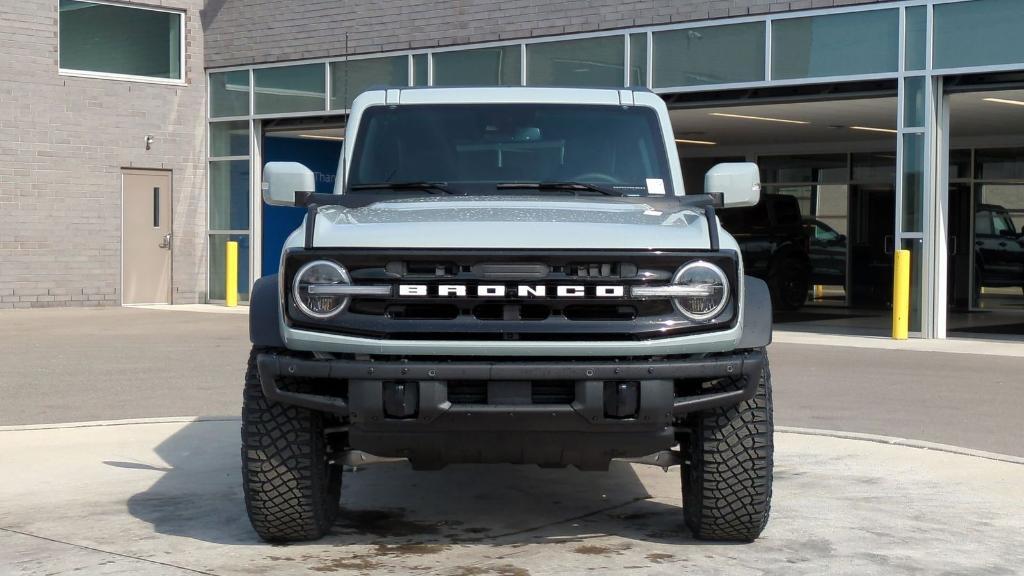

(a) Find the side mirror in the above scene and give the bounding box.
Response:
[262,162,315,207]
[705,162,761,208]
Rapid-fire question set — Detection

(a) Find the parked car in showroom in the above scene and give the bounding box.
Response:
[718,193,812,310]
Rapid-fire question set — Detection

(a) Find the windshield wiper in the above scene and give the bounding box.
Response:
[349,181,454,194]
[495,181,623,196]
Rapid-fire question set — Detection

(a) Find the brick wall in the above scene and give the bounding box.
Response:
[203,0,898,68]
[0,0,207,308]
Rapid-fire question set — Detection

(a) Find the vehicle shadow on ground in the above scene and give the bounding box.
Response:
[124,420,704,548]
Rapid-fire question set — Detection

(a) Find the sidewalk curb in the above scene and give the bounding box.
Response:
[777,426,1024,465]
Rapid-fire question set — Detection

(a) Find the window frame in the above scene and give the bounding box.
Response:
[57,0,187,86]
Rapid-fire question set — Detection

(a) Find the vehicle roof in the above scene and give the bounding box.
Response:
[351,86,661,108]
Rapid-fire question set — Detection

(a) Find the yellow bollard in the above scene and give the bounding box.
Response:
[226,241,238,307]
[892,249,910,340]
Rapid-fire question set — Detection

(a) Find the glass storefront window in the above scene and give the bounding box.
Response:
[254,64,326,115]
[904,6,927,72]
[432,46,521,87]
[759,154,848,184]
[973,183,1024,310]
[209,234,250,302]
[59,0,182,80]
[851,152,896,184]
[935,0,1024,70]
[209,121,249,158]
[975,148,1024,180]
[412,54,428,86]
[771,10,899,80]
[527,36,624,87]
[210,70,250,118]
[629,33,647,87]
[653,23,765,88]
[903,76,926,128]
[949,149,972,181]
[209,160,250,231]
[329,57,408,110]
[901,133,924,232]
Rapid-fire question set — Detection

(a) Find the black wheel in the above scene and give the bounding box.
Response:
[768,257,809,311]
[682,355,773,542]
[241,347,342,542]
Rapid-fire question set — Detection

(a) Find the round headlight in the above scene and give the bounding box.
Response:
[672,261,729,321]
[292,260,351,319]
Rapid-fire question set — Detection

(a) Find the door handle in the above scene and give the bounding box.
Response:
[950,235,957,256]
[159,233,172,249]
[883,235,894,256]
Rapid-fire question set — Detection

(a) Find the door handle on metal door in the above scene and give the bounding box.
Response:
[159,233,172,249]
[883,235,894,255]
[950,235,957,256]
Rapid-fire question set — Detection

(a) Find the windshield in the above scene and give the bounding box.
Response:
[346,103,673,195]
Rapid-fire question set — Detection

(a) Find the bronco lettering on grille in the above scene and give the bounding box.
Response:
[397,284,626,298]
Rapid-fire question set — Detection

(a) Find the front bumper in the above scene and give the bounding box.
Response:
[256,349,764,469]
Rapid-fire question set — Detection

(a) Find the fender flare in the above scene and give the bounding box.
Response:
[249,274,285,348]
[737,275,773,349]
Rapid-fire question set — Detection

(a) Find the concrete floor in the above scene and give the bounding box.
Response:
[1,420,1022,576]
[2,307,1024,575]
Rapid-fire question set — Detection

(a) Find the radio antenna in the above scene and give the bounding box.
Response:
[339,32,349,194]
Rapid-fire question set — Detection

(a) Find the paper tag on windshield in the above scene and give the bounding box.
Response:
[646,178,666,195]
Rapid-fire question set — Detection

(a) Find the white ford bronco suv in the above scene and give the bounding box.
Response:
[244,86,774,543]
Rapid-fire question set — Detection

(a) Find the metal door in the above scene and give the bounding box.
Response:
[122,169,172,304]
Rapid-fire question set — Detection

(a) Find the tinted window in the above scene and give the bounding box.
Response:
[348,104,673,194]
[975,211,993,235]
[59,0,182,80]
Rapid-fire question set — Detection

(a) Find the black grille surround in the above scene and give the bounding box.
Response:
[283,248,739,341]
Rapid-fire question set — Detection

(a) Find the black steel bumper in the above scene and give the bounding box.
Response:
[255,350,764,469]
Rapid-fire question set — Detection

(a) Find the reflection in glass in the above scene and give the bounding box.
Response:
[527,36,624,87]
[771,10,898,80]
[210,71,250,118]
[432,46,521,87]
[759,154,847,184]
[59,0,181,79]
[629,34,647,87]
[653,23,765,87]
[903,76,926,128]
[901,134,924,232]
[973,183,1024,310]
[934,0,1024,70]
[330,57,409,109]
[904,6,927,72]
[209,121,249,158]
[254,64,326,114]
[209,160,250,231]
[412,54,427,86]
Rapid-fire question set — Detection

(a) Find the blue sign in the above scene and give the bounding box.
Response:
[261,136,343,275]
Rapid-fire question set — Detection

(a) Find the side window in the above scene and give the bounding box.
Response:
[59,0,183,81]
[975,211,993,235]
[992,212,1013,235]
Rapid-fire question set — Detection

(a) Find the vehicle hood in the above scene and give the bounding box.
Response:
[307,196,716,250]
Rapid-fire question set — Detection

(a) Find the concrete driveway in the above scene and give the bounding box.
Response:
[2,419,1023,575]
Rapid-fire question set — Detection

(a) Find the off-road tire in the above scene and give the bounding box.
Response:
[682,356,773,542]
[768,257,809,311]
[241,347,342,542]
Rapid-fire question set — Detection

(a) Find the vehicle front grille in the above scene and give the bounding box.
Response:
[284,249,738,341]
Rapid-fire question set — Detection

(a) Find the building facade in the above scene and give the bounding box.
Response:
[3,0,1024,339]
